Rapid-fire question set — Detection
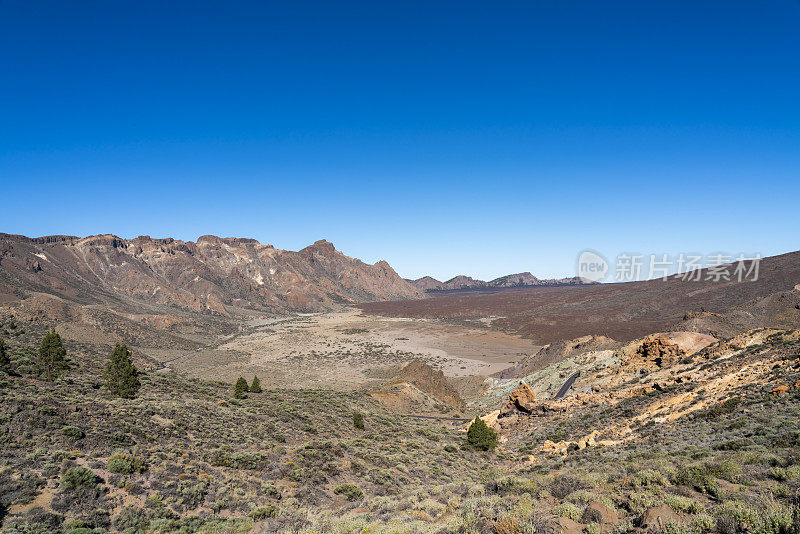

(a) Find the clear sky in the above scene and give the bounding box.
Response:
[1,1,799,281]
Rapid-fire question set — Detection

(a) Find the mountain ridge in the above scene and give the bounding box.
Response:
[0,233,422,315]
[406,271,594,291]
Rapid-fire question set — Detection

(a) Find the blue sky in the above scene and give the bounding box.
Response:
[1,1,799,281]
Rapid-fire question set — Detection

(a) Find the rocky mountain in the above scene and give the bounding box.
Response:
[0,233,422,316]
[407,272,594,292]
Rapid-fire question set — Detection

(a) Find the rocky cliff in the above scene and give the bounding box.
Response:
[0,233,422,315]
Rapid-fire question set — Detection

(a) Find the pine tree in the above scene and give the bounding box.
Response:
[0,337,8,372]
[467,416,498,451]
[104,343,141,398]
[250,376,262,393]
[353,412,364,430]
[234,377,248,399]
[38,329,68,381]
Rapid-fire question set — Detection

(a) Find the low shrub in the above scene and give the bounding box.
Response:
[61,426,85,440]
[333,483,364,501]
[61,467,98,490]
[248,504,278,520]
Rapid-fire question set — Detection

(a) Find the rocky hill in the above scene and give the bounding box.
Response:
[0,233,422,316]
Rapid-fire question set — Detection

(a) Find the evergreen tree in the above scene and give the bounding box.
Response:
[0,337,8,372]
[234,377,248,399]
[250,376,262,393]
[353,412,364,430]
[104,343,141,398]
[467,416,499,451]
[38,329,68,381]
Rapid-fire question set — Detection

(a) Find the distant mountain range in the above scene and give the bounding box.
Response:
[406,271,594,292]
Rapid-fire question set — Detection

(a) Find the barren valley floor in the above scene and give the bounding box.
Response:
[143,308,541,390]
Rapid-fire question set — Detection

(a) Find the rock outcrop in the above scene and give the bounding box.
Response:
[499,381,537,417]
[369,360,466,412]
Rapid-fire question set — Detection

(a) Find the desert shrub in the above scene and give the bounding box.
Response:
[715,438,756,451]
[249,504,278,520]
[691,514,715,532]
[334,483,364,501]
[554,502,582,521]
[662,520,687,534]
[550,474,585,500]
[632,469,668,487]
[263,484,281,500]
[61,426,85,440]
[107,453,146,475]
[673,463,730,497]
[704,397,742,418]
[494,515,520,534]
[353,412,364,430]
[664,494,705,514]
[714,501,792,534]
[61,467,98,490]
[211,451,269,470]
[467,417,498,451]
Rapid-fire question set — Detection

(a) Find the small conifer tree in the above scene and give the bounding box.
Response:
[104,343,141,398]
[38,329,68,381]
[0,337,8,372]
[353,412,365,430]
[467,416,498,451]
[250,376,262,393]
[234,377,248,399]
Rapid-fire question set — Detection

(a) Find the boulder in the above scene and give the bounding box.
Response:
[639,505,682,530]
[772,384,790,395]
[581,502,619,525]
[576,431,599,450]
[499,381,537,417]
[550,517,584,534]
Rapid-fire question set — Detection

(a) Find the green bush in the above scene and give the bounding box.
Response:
[333,483,364,501]
[61,466,98,490]
[353,412,364,430]
[467,417,498,451]
[61,426,85,440]
[704,397,741,418]
[107,453,146,475]
[248,504,278,520]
